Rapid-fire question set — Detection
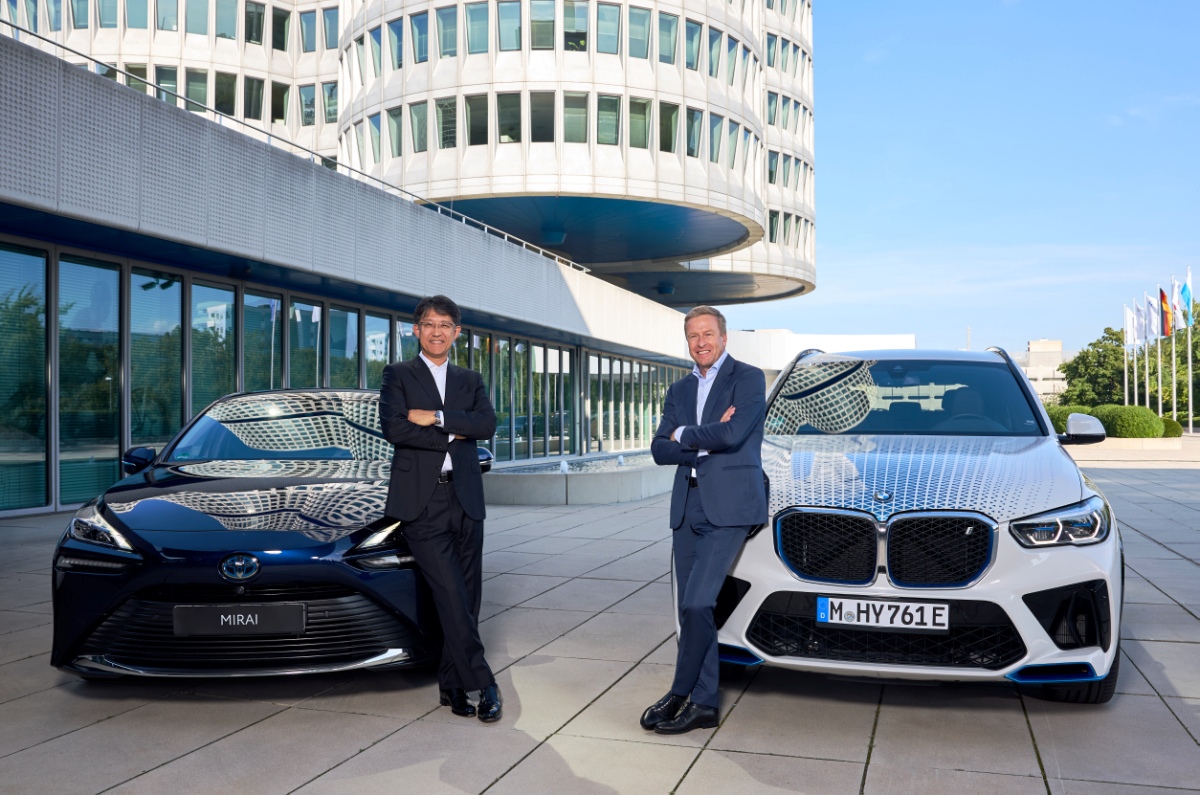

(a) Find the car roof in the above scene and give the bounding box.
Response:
[799,349,1010,364]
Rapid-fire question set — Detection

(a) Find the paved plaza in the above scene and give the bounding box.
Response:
[2,449,1200,794]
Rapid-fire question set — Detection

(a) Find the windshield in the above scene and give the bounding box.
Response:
[167,392,391,462]
[765,357,1043,437]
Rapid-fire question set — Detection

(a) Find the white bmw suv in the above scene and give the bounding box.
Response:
[709,349,1122,704]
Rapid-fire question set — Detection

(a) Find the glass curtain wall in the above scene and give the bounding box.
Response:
[513,340,529,457]
[494,337,511,459]
[129,268,182,448]
[58,258,119,504]
[244,291,282,392]
[365,313,389,389]
[0,244,47,510]
[190,283,235,415]
[288,299,323,387]
[531,344,546,456]
[329,306,360,388]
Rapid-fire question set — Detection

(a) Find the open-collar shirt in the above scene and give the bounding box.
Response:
[419,352,454,472]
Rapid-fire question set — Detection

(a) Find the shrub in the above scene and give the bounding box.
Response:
[1088,405,1164,438]
[1045,404,1092,434]
[1162,417,1183,438]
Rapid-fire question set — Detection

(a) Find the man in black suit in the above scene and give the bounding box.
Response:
[379,295,501,722]
[642,306,767,734]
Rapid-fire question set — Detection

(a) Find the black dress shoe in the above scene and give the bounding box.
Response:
[639,692,687,731]
[654,701,719,734]
[477,683,503,722]
[439,688,476,717]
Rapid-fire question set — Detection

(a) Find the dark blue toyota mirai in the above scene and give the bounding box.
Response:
[51,390,490,679]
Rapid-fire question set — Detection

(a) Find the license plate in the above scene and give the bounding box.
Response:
[816,596,949,632]
[173,604,306,637]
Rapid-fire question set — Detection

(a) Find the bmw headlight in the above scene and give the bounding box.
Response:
[68,501,134,551]
[1010,496,1111,548]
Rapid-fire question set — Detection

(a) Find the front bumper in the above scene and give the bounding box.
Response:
[714,517,1123,683]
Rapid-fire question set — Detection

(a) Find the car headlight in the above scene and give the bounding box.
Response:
[1009,496,1111,548]
[356,519,402,550]
[68,501,134,551]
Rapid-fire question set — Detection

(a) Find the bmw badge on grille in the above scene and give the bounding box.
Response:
[873,491,892,502]
[220,553,260,581]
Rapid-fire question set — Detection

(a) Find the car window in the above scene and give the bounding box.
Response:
[766,357,1042,437]
[167,392,392,461]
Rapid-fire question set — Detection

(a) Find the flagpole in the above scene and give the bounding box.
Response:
[1146,293,1152,410]
[1158,284,1164,417]
[1123,307,1129,406]
[1189,266,1195,435]
[1132,339,1138,411]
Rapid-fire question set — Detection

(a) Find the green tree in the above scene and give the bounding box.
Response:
[1059,327,1126,406]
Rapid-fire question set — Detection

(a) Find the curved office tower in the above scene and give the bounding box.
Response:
[3,0,814,305]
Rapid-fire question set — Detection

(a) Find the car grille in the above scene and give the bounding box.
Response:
[887,516,992,587]
[776,511,877,584]
[79,583,422,671]
[746,592,1026,670]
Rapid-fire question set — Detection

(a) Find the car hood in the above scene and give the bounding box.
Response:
[101,460,391,543]
[763,435,1084,523]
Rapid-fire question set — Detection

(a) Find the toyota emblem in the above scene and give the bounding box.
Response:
[220,553,260,581]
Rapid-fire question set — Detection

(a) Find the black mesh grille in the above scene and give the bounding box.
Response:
[887,516,992,586]
[777,511,877,584]
[80,583,422,671]
[746,592,1026,670]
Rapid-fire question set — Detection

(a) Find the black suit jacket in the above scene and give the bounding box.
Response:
[651,355,768,530]
[379,357,497,522]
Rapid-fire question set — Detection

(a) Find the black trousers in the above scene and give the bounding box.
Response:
[403,480,493,691]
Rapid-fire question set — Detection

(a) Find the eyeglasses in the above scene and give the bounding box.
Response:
[418,321,458,333]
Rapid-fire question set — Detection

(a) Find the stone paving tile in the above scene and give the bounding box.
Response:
[508,551,618,578]
[1121,603,1200,642]
[711,667,881,762]
[1123,639,1200,698]
[0,622,52,666]
[500,535,597,555]
[296,669,440,719]
[0,608,52,636]
[109,706,398,795]
[676,748,864,794]
[519,577,643,612]
[293,718,540,795]
[0,694,284,795]
[481,550,550,573]
[1165,697,1200,744]
[1115,651,1159,696]
[560,661,749,748]
[871,684,1040,776]
[1050,780,1200,795]
[538,611,675,662]
[478,607,595,670]
[584,544,671,581]
[481,573,569,607]
[1028,690,1200,790]
[0,653,72,705]
[482,533,541,552]
[863,767,1047,795]
[606,582,674,617]
[487,734,700,795]
[182,671,361,707]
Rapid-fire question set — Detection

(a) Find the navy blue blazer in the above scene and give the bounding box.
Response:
[651,355,769,529]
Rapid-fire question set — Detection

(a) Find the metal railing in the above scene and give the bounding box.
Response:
[0,21,590,273]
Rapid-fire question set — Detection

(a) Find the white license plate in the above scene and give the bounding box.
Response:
[816,596,950,632]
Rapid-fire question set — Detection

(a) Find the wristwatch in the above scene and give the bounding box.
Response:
[434,410,444,427]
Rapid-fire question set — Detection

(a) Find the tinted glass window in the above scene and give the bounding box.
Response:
[766,358,1042,437]
[168,393,390,461]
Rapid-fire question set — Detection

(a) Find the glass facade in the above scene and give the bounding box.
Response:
[0,239,684,512]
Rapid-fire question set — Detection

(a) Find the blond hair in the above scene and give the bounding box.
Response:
[683,305,727,335]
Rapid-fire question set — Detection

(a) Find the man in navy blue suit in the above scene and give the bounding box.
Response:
[642,306,768,734]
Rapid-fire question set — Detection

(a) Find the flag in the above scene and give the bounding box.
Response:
[1135,301,1146,345]
[1184,267,1195,328]
[1124,305,1136,346]
[1161,288,1172,337]
[1147,293,1157,341]
[1173,279,1187,330]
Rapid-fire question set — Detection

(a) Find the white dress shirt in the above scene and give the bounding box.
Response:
[673,350,729,472]
[419,352,455,472]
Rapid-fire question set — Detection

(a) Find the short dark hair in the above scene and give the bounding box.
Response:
[414,295,461,325]
[683,305,727,335]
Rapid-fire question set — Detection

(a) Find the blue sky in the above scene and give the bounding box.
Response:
[718,0,1200,353]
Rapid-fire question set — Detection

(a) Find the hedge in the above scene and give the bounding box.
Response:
[1162,417,1183,438]
[1045,404,1092,434]
[1089,405,1164,438]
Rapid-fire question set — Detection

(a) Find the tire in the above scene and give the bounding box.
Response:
[1041,647,1120,705]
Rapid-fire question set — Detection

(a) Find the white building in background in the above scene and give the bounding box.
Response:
[1011,339,1072,402]
[5,0,815,307]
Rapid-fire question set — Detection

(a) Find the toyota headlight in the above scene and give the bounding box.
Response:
[68,501,134,551]
[356,519,402,550]
[1009,496,1111,548]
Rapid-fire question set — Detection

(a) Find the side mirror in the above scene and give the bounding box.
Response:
[477,447,495,474]
[1058,414,1106,446]
[122,446,157,475]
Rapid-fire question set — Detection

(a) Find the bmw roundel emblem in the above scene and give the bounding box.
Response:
[873,491,892,503]
[220,553,260,581]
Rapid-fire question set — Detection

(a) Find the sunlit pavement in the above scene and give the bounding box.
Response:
[2,447,1199,794]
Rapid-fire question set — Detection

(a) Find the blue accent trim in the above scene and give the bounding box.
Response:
[774,511,876,586]
[718,644,764,667]
[1006,662,1101,684]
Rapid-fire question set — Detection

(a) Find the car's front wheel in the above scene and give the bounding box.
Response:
[1041,646,1120,705]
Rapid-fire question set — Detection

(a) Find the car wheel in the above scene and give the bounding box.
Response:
[1041,646,1120,705]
